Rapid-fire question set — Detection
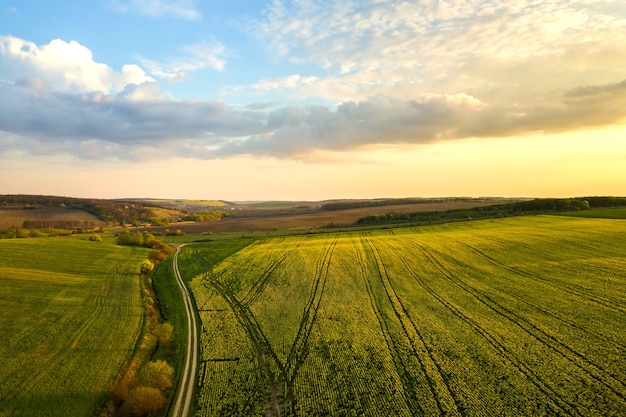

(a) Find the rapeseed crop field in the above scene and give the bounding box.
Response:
[0,238,146,417]
[186,215,626,416]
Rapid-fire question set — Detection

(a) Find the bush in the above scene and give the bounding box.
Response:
[109,375,136,405]
[119,386,166,417]
[89,234,103,242]
[140,260,155,275]
[148,249,167,263]
[116,231,144,246]
[157,322,174,348]
[141,360,175,392]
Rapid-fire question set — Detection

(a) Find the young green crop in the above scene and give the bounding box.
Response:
[185,216,626,416]
[0,237,147,417]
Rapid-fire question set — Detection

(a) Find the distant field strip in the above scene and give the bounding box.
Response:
[0,238,145,417]
[187,216,626,416]
[0,207,105,229]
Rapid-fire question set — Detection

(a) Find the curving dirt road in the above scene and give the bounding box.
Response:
[170,244,199,417]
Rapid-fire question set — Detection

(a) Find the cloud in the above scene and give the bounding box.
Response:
[139,40,228,80]
[108,0,201,20]
[1,77,625,161]
[245,0,626,105]
[0,36,154,94]
[210,81,626,158]
[5,88,320,160]
[216,94,491,157]
[245,101,280,110]
[1,30,625,163]
[0,82,266,146]
[255,0,625,70]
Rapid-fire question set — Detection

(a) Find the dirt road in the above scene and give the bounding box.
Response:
[170,244,199,417]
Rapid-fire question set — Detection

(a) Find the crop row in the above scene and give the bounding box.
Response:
[187,216,626,416]
[0,238,146,417]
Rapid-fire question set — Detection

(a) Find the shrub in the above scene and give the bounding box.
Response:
[140,360,174,392]
[148,249,167,263]
[109,375,136,405]
[140,260,154,275]
[119,386,166,417]
[157,322,174,348]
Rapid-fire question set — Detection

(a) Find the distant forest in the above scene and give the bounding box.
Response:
[320,197,506,211]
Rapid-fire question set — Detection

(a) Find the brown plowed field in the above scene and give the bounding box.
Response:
[0,208,105,229]
[140,201,492,234]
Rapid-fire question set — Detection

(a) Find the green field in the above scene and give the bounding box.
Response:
[0,238,147,417]
[184,215,626,416]
[556,207,626,219]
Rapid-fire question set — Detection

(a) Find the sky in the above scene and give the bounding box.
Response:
[1,0,625,201]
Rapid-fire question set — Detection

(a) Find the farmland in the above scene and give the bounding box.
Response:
[0,238,147,417]
[556,207,626,219]
[184,215,626,416]
[141,200,496,235]
[0,207,105,230]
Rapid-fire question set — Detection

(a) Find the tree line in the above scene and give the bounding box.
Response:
[110,230,176,416]
[355,197,626,226]
[22,219,98,229]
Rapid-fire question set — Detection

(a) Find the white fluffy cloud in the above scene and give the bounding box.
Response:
[0,36,154,94]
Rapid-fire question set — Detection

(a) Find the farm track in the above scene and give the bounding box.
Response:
[241,241,302,307]
[455,241,626,351]
[1,260,126,405]
[404,238,626,413]
[393,238,579,415]
[285,237,337,379]
[188,217,626,416]
[171,244,200,417]
[352,238,425,416]
[359,236,463,417]
[208,278,290,416]
[470,238,626,312]
[0,240,149,417]
[203,237,337,416]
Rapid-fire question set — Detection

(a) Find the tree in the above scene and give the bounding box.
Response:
[151,240,173,254]
[140,260,154,275]
[142,232,155,247]
[148,249,166,263]
[141,360,174,392]
[117,230,143,246]
[119,386,166,417]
